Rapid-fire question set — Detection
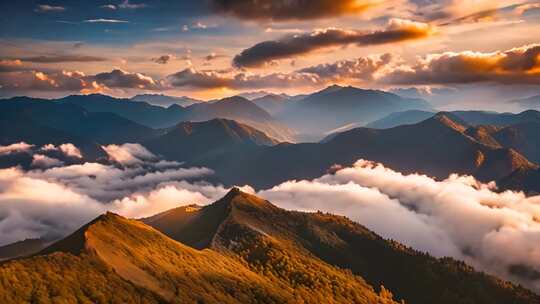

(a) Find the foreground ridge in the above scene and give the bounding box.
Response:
[144,188,540,304]
[0,197,397,304]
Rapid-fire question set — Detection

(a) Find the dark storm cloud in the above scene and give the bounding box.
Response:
[210,0,374,21]
[233,19,432,68]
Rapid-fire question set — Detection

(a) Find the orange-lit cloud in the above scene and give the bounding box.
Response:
[167,53,392,89]
[382,43,540,85]
[0,59,24,72]
[210,0,375,21]
[15,55,106,63]
[233,19,433,68]
[0,69,161,93]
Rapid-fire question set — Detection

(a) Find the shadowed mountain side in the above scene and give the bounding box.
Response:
[187,114,536,189]
[0,211,397,303]
[60,94,187,129]
[0,97,158,144]
[463,122,540,164]
[499,167,540,195]
[145,119,279,163]
[144,189,540,304]
[0,238,48,261]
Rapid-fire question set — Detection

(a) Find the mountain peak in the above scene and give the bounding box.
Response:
[216,187,274,211]
[39,211,122,256]
[425,112,468,132]
[217,95,251,104]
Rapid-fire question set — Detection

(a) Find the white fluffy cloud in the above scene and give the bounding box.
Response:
[0,167,104,245]
[41,143,82,158]
[31,154,64,168]
[0,142,34,155]
[101,143,157,165]
[259,160,540,291]
[0,142,221,246]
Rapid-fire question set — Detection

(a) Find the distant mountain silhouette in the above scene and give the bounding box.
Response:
[60,94,187,128]
[369,109,540,130]
[60,94,295,142]
[510,94,540,110]
[366,110,435,128]
[453,110,540,126]
[143,188,539,304]
[185,96,295,142]
[145,118,278,162]
[251,93,290,114]
[276,85,433,136]
[131,93,203,107]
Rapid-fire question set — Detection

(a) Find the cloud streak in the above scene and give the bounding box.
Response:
[17,55,106,63]
[83,19,129,23]
[34,5,66,13]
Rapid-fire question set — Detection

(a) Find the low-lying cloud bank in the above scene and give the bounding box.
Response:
[259,160,540,291]
[0,142,231,246]
[2,142,540,291]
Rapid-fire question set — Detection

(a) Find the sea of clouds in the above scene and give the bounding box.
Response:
[1,142,540,291]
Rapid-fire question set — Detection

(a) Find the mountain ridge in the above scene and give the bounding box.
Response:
[143,188,540,304]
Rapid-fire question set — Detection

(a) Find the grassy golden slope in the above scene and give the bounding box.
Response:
[0,210,396,303]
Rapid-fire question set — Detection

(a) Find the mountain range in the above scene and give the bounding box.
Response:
[3,90,540,194]
[147,113,535,191]
[368,109,540,129]
[61,94,295,142]
[1,189,537,304]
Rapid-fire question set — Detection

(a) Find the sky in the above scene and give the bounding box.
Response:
[0,0,540,104]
